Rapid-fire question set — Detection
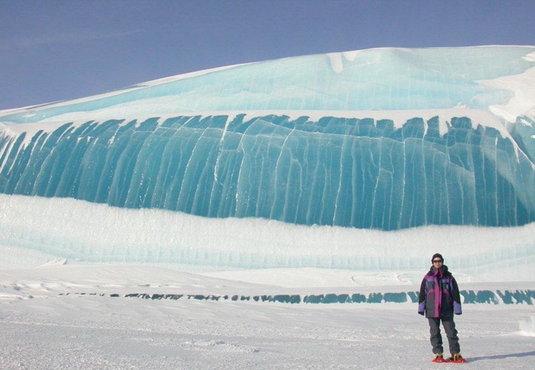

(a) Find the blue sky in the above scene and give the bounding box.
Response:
[1,0,534,110]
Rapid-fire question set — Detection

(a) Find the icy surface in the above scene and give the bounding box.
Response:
[1,263,534,369]
[1,46,534,125]
[519,316,535,337]
[0,115,533,230]
[2,290,534,369]
[1,195,534,275]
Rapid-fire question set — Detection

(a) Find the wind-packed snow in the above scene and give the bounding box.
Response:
[1,195,534,277]
[481,66,535,123]
[1,262,534,369]
[518,316,535,337]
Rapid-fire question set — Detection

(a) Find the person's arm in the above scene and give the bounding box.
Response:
[418,278,426,315]
[451,277,462,315]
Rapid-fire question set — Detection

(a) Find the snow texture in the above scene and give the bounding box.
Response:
[1,263,535,369]
[518,316,535,337]
[1,195,534,275]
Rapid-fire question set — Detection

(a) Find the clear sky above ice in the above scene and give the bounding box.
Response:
[1,0,534,110]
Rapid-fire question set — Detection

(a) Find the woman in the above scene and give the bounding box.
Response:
[418,253,465,363]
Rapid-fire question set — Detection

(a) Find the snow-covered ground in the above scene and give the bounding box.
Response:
[0,198,533,368]
[1,260,534,369]
[2,195,534,278]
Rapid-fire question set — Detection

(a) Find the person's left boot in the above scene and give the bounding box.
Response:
[446,353,466,363]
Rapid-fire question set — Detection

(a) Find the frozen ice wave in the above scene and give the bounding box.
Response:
[0,45,534,270]
[0,115,533,230]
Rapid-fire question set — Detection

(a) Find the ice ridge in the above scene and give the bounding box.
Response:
[0,114,533,230]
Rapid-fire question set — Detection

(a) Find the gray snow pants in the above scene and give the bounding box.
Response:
[427,317,460,355]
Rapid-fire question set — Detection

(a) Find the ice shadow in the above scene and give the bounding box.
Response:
[468,350,535,363]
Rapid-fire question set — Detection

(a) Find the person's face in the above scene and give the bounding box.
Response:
[432,258,443,267]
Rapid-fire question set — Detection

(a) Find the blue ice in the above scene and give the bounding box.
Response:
[0,115,533,230]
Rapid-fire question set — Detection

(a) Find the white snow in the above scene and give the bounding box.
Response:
[518,316,535,337]
[327,52,344,73]
[201,268,458,289]
[135,63,252,87]
[523,51,535,62]
[342,50,359,62]
[0,120,90,146]
[480,66,535,123]
[0,193,533,368]
[1,194,534,281]
[0,261,534,368]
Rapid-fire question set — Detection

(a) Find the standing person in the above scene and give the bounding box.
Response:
[418,253,465,363]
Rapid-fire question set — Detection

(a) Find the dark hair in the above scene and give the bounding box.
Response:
[431,253,443,262]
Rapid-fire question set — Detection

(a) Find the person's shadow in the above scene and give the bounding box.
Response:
[468,351,535,362]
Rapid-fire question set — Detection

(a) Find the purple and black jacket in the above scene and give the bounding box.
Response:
[418,265,462,318]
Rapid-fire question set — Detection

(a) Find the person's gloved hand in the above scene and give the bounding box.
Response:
[418,302,425,315]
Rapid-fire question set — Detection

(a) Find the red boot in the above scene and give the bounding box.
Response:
[446,354,466,363]
[432,354,446,363]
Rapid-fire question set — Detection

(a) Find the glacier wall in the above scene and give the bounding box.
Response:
[0,114,533,230]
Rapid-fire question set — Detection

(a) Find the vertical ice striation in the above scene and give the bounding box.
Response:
[0,115,533,230]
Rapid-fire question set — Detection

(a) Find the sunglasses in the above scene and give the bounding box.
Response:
[432,260,443,263]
